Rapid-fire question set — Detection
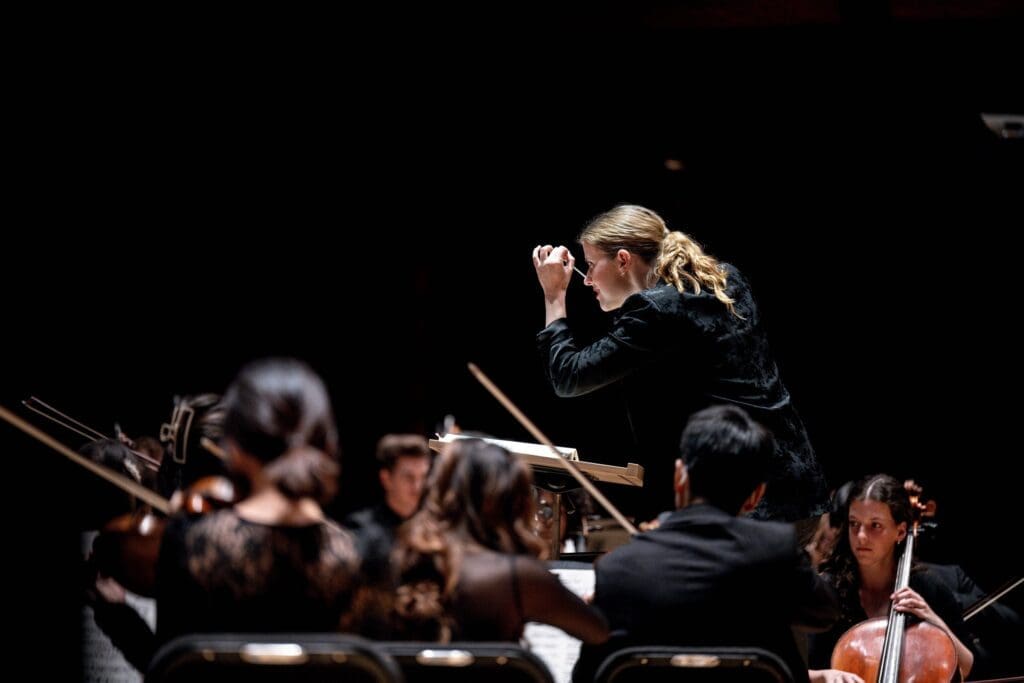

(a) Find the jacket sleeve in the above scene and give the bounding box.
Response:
[537,295,664,397]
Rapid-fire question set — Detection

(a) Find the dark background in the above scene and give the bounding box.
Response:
[4,6,1022,676]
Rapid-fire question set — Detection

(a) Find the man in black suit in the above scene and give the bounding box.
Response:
[573,404,839,682]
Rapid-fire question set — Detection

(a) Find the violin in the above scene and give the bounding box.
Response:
[92,474,238,596]
[830,481,959,683]
[22,396,162,475]
[0,404,236,597]
[94,439,238,596]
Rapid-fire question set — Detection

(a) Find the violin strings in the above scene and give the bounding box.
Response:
[24,396,111,440]
[22,399,103,442]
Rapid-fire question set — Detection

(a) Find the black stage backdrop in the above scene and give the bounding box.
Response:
[4,25,1022,676]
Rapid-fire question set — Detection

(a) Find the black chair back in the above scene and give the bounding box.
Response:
[593,646,794,683]
[147,633,404,682]
[379,641,554,683]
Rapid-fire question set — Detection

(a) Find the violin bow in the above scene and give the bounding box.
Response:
[21,396,162,471]
[0,404,169,513]
[963,574,1024,622]
[468,362,638,535]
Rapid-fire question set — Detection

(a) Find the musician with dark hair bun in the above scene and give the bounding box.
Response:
[153,358,360,656]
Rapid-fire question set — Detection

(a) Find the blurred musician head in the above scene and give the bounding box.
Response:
[674,404,774,515]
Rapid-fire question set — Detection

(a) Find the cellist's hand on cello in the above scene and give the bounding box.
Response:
[890,586,948,631]
[808,670,864,683]
[889,585,974,681]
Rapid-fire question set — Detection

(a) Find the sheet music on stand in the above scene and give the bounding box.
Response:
[432,432,579,460]
[429,433,643,487]
[522,565,596,683]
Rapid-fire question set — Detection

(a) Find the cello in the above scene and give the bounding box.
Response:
[831,481,960,682]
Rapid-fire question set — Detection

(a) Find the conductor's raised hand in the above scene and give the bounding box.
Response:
[532,244,574,300]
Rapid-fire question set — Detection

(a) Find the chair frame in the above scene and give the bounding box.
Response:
[380,641,555,683]
[593,645,794,683]
[147,632,404,682]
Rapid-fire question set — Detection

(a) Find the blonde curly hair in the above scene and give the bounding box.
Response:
[579,204,739,317]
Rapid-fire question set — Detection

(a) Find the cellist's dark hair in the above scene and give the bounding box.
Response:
[820,474,913,620]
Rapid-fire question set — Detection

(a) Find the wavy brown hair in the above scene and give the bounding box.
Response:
[580,204,739,316]
[820,474,914,621]
[390,438,546,640]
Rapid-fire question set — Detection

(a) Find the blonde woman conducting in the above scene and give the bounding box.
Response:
[533,204,827,530]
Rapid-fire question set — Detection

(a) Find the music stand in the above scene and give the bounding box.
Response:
[429,434,643,558]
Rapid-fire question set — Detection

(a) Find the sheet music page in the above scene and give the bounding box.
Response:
[434,433,579,461]
[523,567,596,683]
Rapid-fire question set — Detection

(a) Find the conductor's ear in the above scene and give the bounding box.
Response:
[616,249,631,269]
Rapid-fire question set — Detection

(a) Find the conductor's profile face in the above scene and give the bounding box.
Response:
[582,242,631,311]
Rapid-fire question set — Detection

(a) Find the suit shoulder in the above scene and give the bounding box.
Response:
[732,517,798,551]
[594,540,649,574]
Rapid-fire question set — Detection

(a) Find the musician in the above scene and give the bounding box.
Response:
[344,433,432,546]
[573,405,839,683]
[83,397,227,673]
[80,438,158,672]
[389,437,609,644]
[533,204,827,529]
[808,474,975,682]
[154,358,360,655]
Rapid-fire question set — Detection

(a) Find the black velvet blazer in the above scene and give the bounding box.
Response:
[538,264,827,521]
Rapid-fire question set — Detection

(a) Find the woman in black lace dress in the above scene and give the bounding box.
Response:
[154,357,360,649]
[533,204,827,528]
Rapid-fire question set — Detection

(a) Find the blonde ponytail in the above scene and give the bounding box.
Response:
[657,231,740,317]
[581,205,741,318]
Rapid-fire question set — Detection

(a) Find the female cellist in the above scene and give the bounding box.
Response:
[808,474,975,682]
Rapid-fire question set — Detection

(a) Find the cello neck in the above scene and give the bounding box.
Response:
[876,522,917,683]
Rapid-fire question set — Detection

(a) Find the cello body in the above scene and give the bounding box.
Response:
[831,616,958,682]
[830,481,960,682]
